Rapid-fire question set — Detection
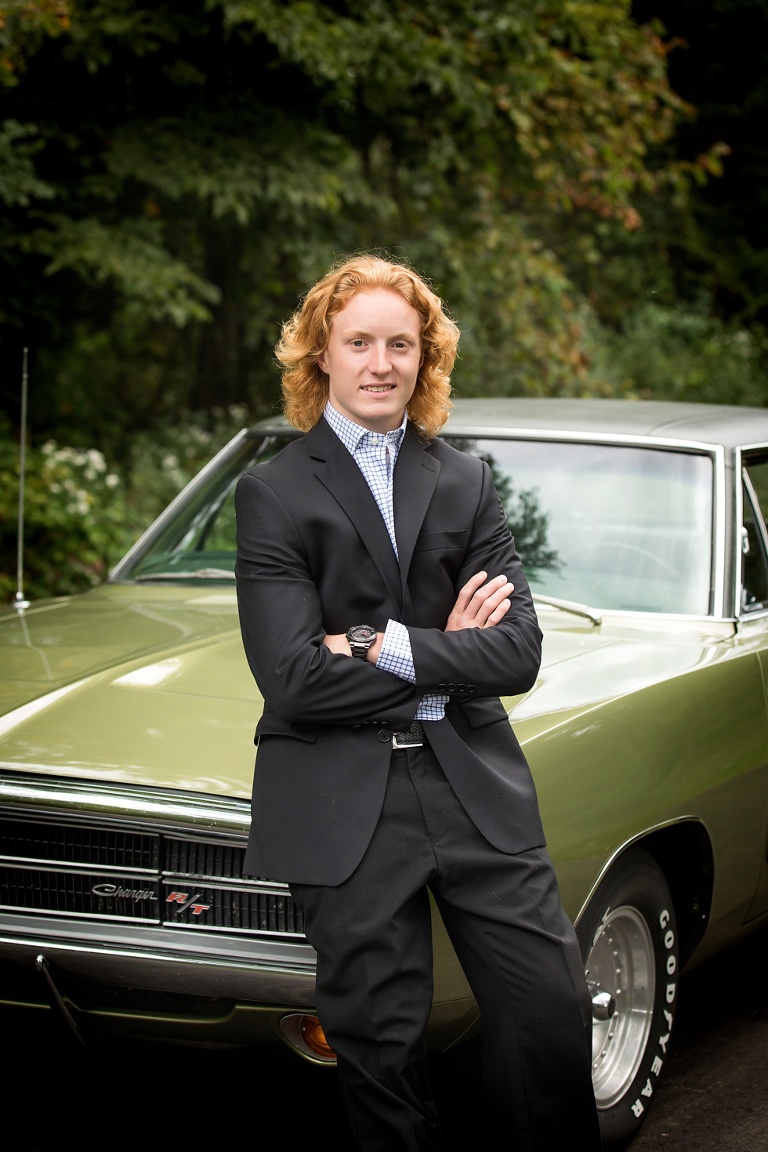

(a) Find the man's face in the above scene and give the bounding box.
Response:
[318,288,423,433]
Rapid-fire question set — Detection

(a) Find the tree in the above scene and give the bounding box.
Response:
[0,0,700,460]
[632,0,768,327]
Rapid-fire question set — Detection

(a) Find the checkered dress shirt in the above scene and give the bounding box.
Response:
[324,403,448,720]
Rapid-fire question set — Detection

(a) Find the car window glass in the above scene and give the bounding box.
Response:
[119,435,293,582]
[118,431,715,615]
[741,459,768,613]
[445,437,714,615]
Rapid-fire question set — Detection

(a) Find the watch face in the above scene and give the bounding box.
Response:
[349,625,376,643]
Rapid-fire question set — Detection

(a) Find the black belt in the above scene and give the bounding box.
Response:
[391,720,425,749]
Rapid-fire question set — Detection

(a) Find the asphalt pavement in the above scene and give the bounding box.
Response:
[629,922,768,1151]
[3,922,768,1151]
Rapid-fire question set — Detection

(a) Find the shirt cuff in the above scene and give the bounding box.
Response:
[376,620,449,719]
[376,619,416,682]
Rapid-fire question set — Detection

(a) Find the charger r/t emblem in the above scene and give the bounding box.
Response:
[166,891,210,916]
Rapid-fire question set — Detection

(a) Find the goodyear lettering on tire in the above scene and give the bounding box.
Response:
[629,907,677,1120]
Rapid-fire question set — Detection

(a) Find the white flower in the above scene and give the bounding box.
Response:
[86,449,107,473]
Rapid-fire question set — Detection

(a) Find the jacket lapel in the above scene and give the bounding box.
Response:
[393,423,441,606]
[306,418,403,610]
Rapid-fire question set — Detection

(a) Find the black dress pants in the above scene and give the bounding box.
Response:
[291,740,602,1152]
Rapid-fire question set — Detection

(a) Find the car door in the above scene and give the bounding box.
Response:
[739,450,768,921]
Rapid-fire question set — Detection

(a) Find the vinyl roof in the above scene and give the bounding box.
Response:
[444,398,768,450]
[252,397,768,451]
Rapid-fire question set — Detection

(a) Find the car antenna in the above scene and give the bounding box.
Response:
[14,347,31,613]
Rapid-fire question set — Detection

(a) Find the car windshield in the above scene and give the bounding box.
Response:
[456,437,714,615]
[116,432,290,585]
[117,431,714,615]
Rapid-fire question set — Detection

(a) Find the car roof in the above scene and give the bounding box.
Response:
[443,398,768,449]
[251,397,768,451]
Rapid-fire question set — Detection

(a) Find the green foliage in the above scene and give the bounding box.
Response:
[635,0,768,325]
[0,119,55,206]
[0,1,72,86]
[586,303,768,407]
[0,404,250,602]
[0,434,127,601]
[121,403,251,532]
[442,222,593,399]
[27,216,222,325]
[0,0,706,456]
[0,1,765,597]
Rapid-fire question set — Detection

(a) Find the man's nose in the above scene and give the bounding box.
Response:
[370,344,392,373]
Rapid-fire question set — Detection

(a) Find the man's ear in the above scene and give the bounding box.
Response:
[317,352,327,373]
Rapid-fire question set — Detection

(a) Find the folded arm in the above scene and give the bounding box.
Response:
[322,570,514,663]
[235,472,421,728]
[323,460,542,700]
[407,461,542,698]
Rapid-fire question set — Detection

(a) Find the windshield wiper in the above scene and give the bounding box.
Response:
[133,568,236,582]
[532,594,602,626]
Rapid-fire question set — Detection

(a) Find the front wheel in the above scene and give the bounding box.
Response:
[576,848,679,1147]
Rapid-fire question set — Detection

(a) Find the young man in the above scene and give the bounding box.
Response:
[235,254,601,1150]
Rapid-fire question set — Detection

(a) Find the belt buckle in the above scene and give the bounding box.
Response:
[392,723,424,749]
[392,733,423,749]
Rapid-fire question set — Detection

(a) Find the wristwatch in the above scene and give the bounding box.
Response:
[346,624,377,660]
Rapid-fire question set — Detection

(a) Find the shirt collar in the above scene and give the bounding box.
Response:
[324,401,408,456]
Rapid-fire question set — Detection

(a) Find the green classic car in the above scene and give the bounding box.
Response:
[3,397,768,1146]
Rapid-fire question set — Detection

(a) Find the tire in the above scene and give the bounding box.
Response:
[576,848,679,1147]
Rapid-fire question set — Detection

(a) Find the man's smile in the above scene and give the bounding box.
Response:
[320,288,422,431]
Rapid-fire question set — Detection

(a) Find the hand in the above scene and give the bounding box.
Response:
[322,633,351,655]
[322,632,384,661]
[445,571,514,632]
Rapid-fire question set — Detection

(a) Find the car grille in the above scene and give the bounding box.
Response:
[0,815,304,938]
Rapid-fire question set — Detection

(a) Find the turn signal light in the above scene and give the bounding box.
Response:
[279,1011,338,1064]
[300,1014,336,1060]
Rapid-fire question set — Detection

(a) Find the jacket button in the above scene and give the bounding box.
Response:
[377,729,391,743]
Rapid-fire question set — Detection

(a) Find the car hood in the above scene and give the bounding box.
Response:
[0,585,732,798]
[0,585,258,796]
[0,585,252,699]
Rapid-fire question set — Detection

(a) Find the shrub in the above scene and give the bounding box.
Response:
[0,404,251,603]
[0,438,127,603]
[586,304,768,407]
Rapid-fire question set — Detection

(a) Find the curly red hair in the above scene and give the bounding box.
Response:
[276,253,460,439]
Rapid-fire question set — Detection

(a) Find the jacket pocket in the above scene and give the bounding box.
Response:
[255,711,319,744]
[413,529,466,553]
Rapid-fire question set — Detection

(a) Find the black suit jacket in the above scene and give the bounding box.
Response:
[235,417,546,885]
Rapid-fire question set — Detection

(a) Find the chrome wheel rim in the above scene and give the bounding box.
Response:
[585,904,655,1109]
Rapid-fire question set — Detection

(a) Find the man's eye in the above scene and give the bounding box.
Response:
[351,339,365,347]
